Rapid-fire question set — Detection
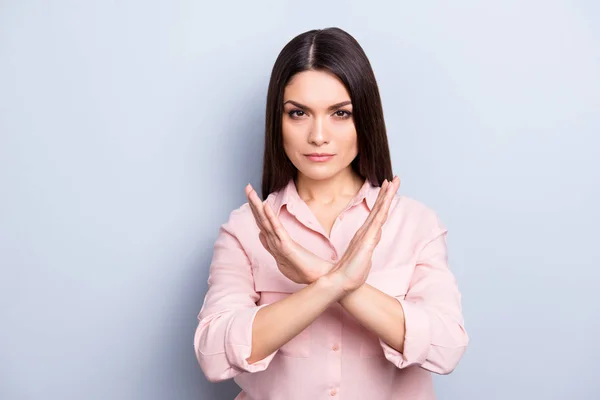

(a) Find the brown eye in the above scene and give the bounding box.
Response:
[334,110,352,119]
[288,109,306,118]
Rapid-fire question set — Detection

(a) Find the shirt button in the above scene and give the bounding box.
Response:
[330,389,338,396]
[339,214,344,221]
[330,253,337,261]
[332,344,340,351]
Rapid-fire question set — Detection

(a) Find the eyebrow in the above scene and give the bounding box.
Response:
[283,100,352,113]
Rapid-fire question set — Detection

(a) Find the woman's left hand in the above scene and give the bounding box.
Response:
[325,176,400,294]
[245,184,334,285]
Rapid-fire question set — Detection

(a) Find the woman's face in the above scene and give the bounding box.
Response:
[282,69,358,182]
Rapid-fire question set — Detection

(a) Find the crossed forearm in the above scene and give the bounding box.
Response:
[338,283,406,353]
[247,274,346,364]
[323,260,407,353]
[247,271,406,364]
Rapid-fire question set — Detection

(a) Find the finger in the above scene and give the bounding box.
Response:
[260,200,276,232]
[375,178,393,209]
[258,231,272,253]
[375,176,399,222]
[246,191,261,225]
[349,179,389,244]
[264,202,289,241]
[380,176,398,206]
[377,177,399,224]
[247,185,274,233]
[362,179,391,228]
[246,184,267,231]
[374,176,399,217]
[379,176,399,209]
[387,176,400,206]
[248,192,276,241]
[365,177,399,238]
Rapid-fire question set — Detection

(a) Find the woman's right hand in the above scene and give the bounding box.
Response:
[245,183,334,285]
[326,176,400,294]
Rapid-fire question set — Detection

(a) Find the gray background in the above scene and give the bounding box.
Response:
[1,1,599,399]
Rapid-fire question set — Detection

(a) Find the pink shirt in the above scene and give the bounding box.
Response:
[194,178,468,400]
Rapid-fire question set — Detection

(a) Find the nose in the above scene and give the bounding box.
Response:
[307,117,328,146]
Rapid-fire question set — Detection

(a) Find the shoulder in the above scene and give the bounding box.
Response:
[220,189,281,241]
[394,194,440,219]
[213,201,261,261]
[225,191,279,227]
[392,194,448,238]
[220,190,286,260]
[222,201,257,234]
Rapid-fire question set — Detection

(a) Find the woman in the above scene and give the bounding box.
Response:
[194,27,468,400]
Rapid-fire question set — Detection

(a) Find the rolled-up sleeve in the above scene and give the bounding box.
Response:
[194,210,278,382]
[380,214,469,375]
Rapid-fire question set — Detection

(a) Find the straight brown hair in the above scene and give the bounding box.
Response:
[261,27,393,199]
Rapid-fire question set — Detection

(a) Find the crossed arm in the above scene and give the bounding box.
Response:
[245,177,407,363]
[195,177,468,382]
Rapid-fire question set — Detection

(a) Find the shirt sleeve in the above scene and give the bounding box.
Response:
[379,213,469,375]
[193,209,278,382]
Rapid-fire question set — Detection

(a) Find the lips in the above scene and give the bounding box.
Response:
[305,153,334,162]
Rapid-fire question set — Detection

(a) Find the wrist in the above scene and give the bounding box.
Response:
[320,270,358,297]
[306,261,337,285]
[314,272,348,301]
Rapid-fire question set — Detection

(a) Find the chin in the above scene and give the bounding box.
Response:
[296,165,344,181]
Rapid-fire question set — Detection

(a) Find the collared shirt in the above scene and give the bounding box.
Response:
[194,178,468,400]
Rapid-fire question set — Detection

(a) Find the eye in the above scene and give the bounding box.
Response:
[287,109,306,119]
[334,110,352,119]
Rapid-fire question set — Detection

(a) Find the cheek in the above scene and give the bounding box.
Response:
[281,126,303,156]
[336,127,358,154]
[282,118,309,139]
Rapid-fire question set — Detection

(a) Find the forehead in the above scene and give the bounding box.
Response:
[284,70,351,105]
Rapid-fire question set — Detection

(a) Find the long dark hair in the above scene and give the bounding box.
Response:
[261,27,393,199]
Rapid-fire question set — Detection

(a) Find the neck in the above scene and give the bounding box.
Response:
[295,168,365,206]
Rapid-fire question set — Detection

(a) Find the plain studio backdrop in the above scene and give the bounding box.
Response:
[1,1,599,399]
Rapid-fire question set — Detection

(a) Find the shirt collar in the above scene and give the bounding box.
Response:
[269,177,380,215]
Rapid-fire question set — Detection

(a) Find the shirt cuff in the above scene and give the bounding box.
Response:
[380,298,431,368]
[224,304,278,373]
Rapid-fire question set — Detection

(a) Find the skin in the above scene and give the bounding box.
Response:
[245,69,407,363]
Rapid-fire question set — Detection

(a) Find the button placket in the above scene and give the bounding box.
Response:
[330,210,345,238]
[325,307,343,399]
